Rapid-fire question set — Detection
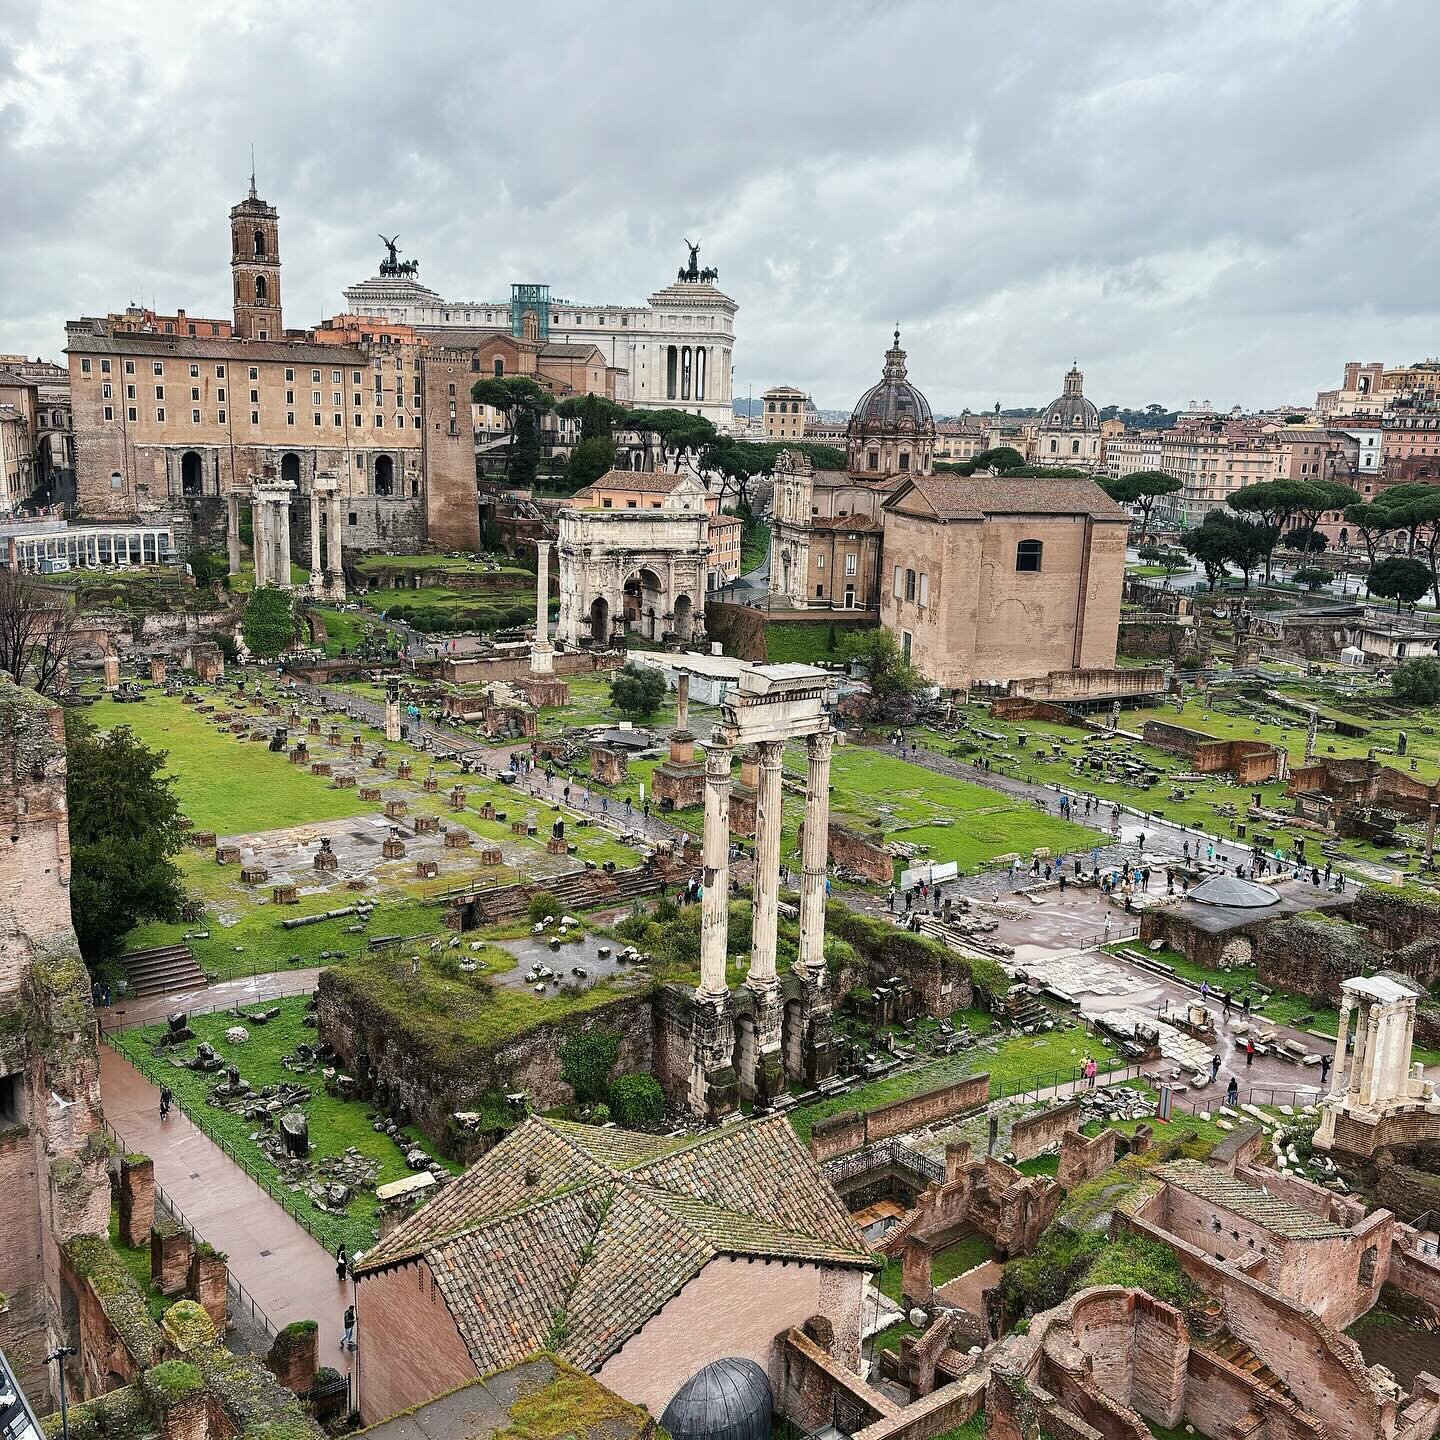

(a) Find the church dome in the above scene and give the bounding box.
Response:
[1038,364,1099,432]
[848,330,935,440]
[660,1358,773,1440]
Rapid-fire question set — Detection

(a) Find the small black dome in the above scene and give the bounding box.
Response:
[660,1357,773,1440]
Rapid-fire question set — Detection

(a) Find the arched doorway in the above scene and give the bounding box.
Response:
[590,596,611,645]
[623,567,664,638]
[180,451,203,497]
[374,454,394,497]
[280,452,300,488]
[673,594,694,642]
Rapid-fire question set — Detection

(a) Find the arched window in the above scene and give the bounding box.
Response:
[1016,539,1043,572]
[253,228,266,258]
[255,275,268,303]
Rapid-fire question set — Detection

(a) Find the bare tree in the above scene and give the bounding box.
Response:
[0,567,77,697]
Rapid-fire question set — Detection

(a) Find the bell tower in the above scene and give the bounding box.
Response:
[230,167,282,340]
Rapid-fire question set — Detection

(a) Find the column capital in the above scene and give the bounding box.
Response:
[757,738,785,769]
[807,729,835,763]
[705,741,735,782]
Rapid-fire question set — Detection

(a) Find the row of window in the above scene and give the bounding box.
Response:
[99,406,413,429]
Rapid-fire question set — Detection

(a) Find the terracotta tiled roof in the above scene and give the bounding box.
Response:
[65,331,367,365]
[356,1115,871,1373]
[1155,1160,1352,1239]
[887,473,1130,521]
[577,470,686,494]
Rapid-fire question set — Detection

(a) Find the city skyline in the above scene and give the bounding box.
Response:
[4,0,1440,414]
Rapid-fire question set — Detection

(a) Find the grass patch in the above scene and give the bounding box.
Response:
[108,1209,169,1321]
[87,692,370,836]
[109,998,454,1252]
[932,1232,996,1287]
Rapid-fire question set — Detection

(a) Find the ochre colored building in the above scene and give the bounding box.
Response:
[351,1115,871,1426]
[880,473,1129,687]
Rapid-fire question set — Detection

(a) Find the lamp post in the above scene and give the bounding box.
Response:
[44,1347,76,1440]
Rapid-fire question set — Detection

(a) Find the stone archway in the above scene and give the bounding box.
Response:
[180,451,203,497]
[280,452,301,489]
[674,593,694,642]
[374,454,394,497]
[590,596,611,645]
[623,567,665,639]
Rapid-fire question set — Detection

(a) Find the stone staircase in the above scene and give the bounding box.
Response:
[118,943,207,998]
[1209,1333,1297,1404]
[472,865,671,923]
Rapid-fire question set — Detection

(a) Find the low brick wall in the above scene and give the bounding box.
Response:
[809,1073,991,1162]
[1008,1102,1079,1164]
[798,819,893,885]
[1057,1125,1116,1188]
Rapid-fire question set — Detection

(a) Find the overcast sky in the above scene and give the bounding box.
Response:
[3,0,1438,416]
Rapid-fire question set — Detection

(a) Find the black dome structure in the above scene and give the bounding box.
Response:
[660,1357,774,1440]
[847,329,935,440]
[1038,364,1100,433]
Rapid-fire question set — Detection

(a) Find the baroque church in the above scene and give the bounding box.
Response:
[768,334,1129,689]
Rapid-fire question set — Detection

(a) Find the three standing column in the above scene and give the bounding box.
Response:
[252,499,269,588]
[797,731,834,979]
[698,742,734,998]
[747,740,786,994]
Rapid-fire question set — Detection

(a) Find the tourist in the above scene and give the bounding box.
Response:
[887,886,898,914]
[1320,1053,1332,1085]
[987,1112,1000,1155]
[1058,874,1067,894]
[1138,832,1146,853]
[1221,990,1231,1017]
[1311,866,1321,887]
[159,1086,173,1119]
[1226,1077,1239,1107]
[1200,980,1210,1002]
[335,1244,348,1282]
[643,798,651,820]
[1245,1037,1255,1067]
[341,1304,356,1351]
[1206,843,1214,863]
[1210,1054,1221,1082]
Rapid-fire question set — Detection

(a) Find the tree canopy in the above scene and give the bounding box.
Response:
[473,375,556,486]
[972,445,1026,471]
[608,662,666,719]
[1392,656,1440,706]
[851,628,926,723]
[1181,511,1272,590]
[1367,556,1432,612]
[241,586,296,658]
[1099,471,1182,538]
[0,567,75,698]
[64,710,187,964]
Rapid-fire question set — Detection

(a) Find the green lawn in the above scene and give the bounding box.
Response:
[932,1232,997,1287]
[763,621,868,665]
[309,607,380,657]
[109,999,456,1253]
[88,693,371,836]
[787,1021,1124,1140]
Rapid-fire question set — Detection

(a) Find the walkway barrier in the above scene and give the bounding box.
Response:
[97,975,319,1037]
[104,1039,337,1254]
[101,1114,277,1344]
[989,1058,1142,1104]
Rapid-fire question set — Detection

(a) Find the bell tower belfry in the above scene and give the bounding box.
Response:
[230,167,282,340]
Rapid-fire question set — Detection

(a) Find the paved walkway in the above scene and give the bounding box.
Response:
[100,969,323,1035]
[100,1045,354,1371]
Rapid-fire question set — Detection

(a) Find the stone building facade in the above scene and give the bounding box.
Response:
[1033,363,1103,470]
[344,250,737,431]
[64,179,483,556]
[879,473,1129,688]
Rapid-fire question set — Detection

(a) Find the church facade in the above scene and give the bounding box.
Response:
[1034,363,1104,470]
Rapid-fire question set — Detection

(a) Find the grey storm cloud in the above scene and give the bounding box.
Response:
[2,0,1438,414]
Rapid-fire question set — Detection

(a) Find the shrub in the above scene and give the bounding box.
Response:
[559,1028,620,1104]
[241,586,296,658]
[609,663,666,719]
[608,1074,665,1131]
[527,890,562,925]
[1393,656,1440,706]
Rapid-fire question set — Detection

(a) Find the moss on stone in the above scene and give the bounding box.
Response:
[42,1383,150,1440]
[493,1359,650,1440]
[142,1360,206,1408]
[161,1299,216,1352]
[63,1234,162,1367]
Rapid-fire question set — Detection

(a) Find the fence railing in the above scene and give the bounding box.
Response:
[97,974,320,1037]
[989,1057,1143,1104]
[103,1039,336,1253]
[101,1115,277,1343]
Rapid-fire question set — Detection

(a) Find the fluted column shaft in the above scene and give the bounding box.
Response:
[747,740,785,993]
[252,500,269,588]
[309,493,323,579]
[1328,992,1355,1098]
[327,493,343,575]
[798,730,834,978]
[276,496,292,584]
[227,494,242,575]
[698,742,734,998]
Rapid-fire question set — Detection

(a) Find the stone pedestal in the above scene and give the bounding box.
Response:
[652,730,706,810]
[688,991,739,1122]
[450,787,467,810]
[149,659,168,685]
[359,786,381,802]
[444,829,471,850]
[103,653,120,691]
[215,845,240,865]
[416,860,438,879]
[384,695,401,743]
[384,799,408,820]
[382,836,406,859]
[272,884,299,904]
[415,814,440,833]
[590,743,627,786]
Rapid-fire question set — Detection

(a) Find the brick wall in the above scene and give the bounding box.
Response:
[1058,1125,1116,1189]
[808,1073,991,1162]
[1183,1348,1327,1440]
[1388,1233,1440,1314]
[1008,1102,1079,1164]
[1116,1211,1386,1440]
[119,1155,154,1248]
[780,1326,896,1437]
[797,820,893,885]
[597,1257,866,1421]
[355,1258,479,1425]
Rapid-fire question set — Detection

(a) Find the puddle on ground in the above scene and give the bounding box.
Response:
[491,931,642,994]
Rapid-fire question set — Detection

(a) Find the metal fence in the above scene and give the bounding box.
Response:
[989,1057,1143,1104]
[97,976,319,1037]
[102,1038,336,1254]
[101,1114,277,1343]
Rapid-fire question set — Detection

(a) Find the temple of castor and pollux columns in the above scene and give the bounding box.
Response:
[230,459,347,601]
